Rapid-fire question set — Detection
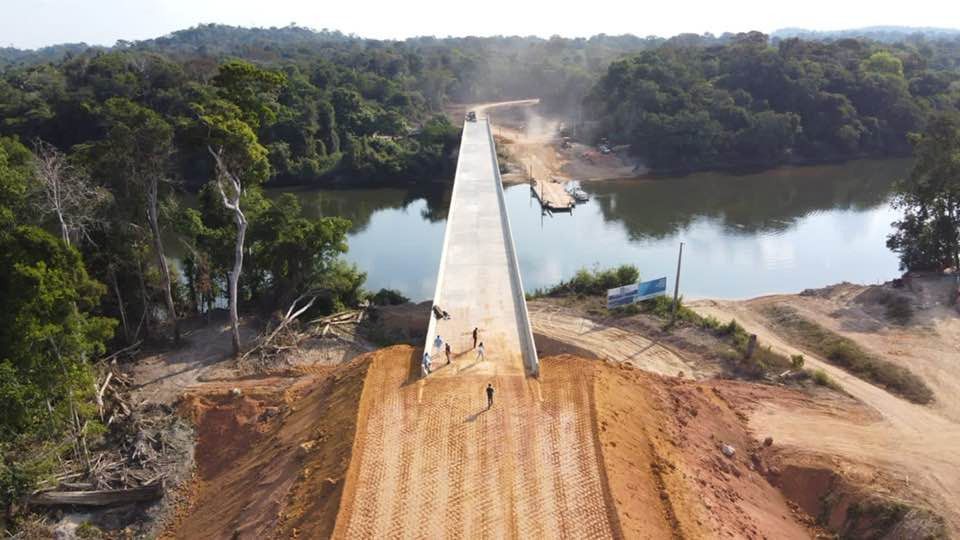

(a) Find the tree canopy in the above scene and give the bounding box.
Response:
[887,113,960,271]
[586,32,960,171]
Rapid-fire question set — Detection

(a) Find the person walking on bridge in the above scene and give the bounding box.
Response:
[422,351,432,375]
[433,334,443,353]
[486,383,495,409]
[476,342,485,361]
[472,327,479,349]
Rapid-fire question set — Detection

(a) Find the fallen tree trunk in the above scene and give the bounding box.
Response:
[29,484,162,507]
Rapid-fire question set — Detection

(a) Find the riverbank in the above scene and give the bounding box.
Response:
[462,99,915,186]
[528,273,960,537]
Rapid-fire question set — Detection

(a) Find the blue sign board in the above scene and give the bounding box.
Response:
[607,277,668,308]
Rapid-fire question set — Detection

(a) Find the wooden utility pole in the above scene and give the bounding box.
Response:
[672,242,684,320]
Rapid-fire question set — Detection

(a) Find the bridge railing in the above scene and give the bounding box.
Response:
[420,119,467,378]
[484,120,540,377]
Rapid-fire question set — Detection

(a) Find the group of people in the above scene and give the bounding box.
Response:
[421,316,494,408]
[422,327,483,375]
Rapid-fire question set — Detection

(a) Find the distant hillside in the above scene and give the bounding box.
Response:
[773,26,960,42]
[0,23,670,111]
[0,43,103,68]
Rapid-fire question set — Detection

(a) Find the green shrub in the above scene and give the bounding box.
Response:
[791,354,806,369]
[536,264,640,298]
[762,305,932,403]
[718,318,745,337]
[811,368,834,387]
[76,522,103,539]
[369,288,409,306]
[699,315,722,331]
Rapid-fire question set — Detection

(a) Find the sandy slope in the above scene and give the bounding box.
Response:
[689,294,960,535]
[528,302,719,379]
[161,343,820,539]
[333,347,620,538]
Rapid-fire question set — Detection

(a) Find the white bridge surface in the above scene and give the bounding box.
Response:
[423,117,538,378]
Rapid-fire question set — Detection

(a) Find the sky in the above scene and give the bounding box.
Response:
[2,0,959,50]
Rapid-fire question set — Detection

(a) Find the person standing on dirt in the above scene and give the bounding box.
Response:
[486,383,495,409]
[472,327,479,349]
[445,342,452,365]
[476,342,485,361]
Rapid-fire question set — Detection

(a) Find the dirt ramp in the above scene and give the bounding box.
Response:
[162,353,375,539]
[333,352,621,538]
[334,352,819,539]
[164,347,828,539]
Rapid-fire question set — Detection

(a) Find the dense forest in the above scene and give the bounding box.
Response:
[772,26,960,43]
[586,31,960,171]
[2,24,960,529]
[0,29,467,188]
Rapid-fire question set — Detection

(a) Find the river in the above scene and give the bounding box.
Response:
[267,158,909,302]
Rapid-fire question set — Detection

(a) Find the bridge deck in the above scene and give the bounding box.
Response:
[424,118,536,377]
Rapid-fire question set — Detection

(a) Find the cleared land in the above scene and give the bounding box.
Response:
[164,346,824,539]
[689,278,960,536]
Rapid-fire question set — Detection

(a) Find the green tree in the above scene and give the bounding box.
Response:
[0,138,115,517]
[0,137,32,228]
[861,51,905,77]
[97,98,181,342]
[887,113,960,270]
[250,193,353,308]
[195,82,272,356]
[212,60,286,131]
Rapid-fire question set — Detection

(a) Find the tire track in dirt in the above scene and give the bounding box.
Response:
[689,298,960,535]
[529,304,707,379]
[333,347,619,538]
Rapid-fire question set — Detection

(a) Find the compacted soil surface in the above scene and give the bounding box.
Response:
[165,346,825,539]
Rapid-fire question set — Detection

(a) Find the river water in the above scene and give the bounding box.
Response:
[269,158,910,302]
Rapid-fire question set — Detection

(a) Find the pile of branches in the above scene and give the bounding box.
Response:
[241,293,369,370]
[28,360,171,509]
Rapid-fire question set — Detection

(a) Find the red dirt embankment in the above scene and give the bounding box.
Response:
[161,352,374,539]
[594,361,815,539]
[165,347,827,539]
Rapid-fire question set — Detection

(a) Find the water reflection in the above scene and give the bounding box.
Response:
[509,159,908,299]
[274,182,451,233]
[588,159,906,239]
[268,158,909,301]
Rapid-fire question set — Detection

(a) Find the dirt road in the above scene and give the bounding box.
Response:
[528,302,719,379]
[470,99,638,184]
[689,296,960,535]
[332,348,620,538]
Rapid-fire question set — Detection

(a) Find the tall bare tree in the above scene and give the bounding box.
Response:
[31,139,106,246]
[208,146,248,357]
[144,168,180,343]
[98,99,181,343]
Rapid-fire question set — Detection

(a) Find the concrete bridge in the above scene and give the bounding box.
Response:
[422,115,539,378]
[333,112,618,538]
